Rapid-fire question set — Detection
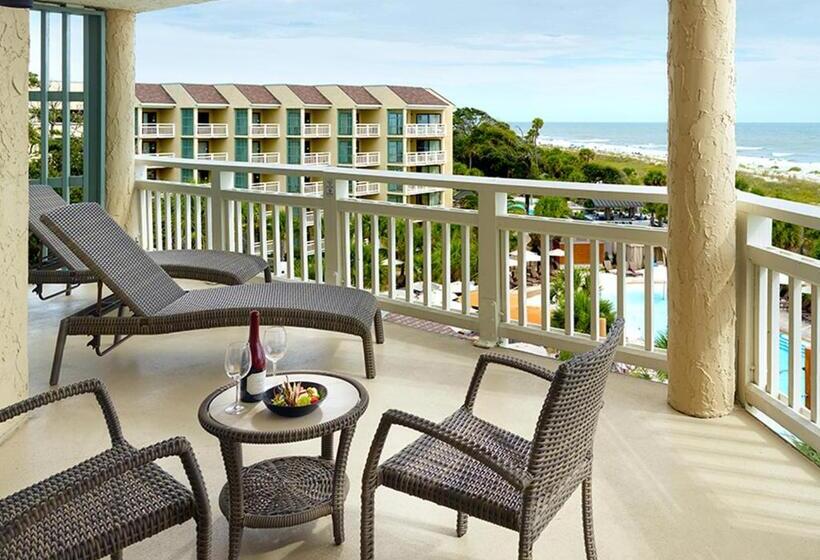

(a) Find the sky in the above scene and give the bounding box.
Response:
[135,0,820,123]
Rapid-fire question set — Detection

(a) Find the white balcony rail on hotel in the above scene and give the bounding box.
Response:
[303,152,331,166]
[196,152,228,161]
[351,181,381,197]
[303,181,323,196]
[355,123,380,137]
[134,156,820,451]
[405,123,446,137]
[249,123,280,138]
[144,152,175,166]
[402,184,444,195]
[302,123,331,138]
[140,123,175,138]
[250,152,280,164]
[196,123,229,138]
[406,150,447,166]
[355,152,381,167]
[250,181,280,192]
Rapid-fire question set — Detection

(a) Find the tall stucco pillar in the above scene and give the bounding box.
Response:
[667,0,737,418]
[0,7,29,439]
[105,9,137,233]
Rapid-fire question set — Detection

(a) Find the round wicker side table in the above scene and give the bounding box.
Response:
[198,371,369,560]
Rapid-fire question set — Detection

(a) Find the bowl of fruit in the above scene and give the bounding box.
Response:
[263,379,327,417]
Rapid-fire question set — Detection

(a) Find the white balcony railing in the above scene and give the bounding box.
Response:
[249,181,281,192]
[249,123,280,138]
[405,150,447,166]
[303,152,331,166]
[144,152,175,167]
[196,152,228,161]
[355,152,381,167]
[405,123,446,137]
[140,123,175,138]
[134,155,820,454]
[355,123,380,137]
[351,181,381,196]
[196,123,229,138]
[402,184,444,195]
[250,152,280,164]
[302,123,331,138]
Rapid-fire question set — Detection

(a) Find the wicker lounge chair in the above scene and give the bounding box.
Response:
[0,379,211,559]
[361,318,624,560]
[41,203,383,386]
[29,184,271,300]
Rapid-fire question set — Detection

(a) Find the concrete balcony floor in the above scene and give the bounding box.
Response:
[3,281,820,559]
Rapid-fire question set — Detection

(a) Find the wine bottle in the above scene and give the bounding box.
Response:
[240,310,267,402]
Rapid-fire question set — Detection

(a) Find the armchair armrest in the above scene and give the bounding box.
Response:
[0,437,210,545]
[362,409,531,491]
[464,353,554,410]
[0,379,124,445]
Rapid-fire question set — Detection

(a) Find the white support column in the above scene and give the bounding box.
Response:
[323,178,349,286]
[210,170,231,251]
[0,7,29,439]
[667,0,737,418]
[475,190,507,348]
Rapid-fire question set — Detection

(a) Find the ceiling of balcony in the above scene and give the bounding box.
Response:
[64,0,215,12]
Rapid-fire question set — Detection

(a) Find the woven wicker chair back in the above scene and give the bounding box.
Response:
[29,185,88,271]
[42,202,185,316]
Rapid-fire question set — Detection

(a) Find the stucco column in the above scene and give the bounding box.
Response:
[667,0,737,418]
[0,7,29,439]
[105,9,137,233]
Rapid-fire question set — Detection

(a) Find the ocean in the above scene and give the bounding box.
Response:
[508,122,820,168]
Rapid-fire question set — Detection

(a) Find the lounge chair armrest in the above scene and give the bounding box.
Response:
[0,379,124,445]
[362,409,531,491]
[0,437,210,545]
[464,353,554,409]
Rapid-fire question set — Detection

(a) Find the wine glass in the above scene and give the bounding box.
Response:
[224,342,251,414]
[263,327,288,377]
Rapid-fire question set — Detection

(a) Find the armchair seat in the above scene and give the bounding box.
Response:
[0,444,196,559]
[380,408,529,530]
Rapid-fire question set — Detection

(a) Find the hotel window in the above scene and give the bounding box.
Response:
[415,113,442,124]
[287,139,301,164]
[387,110,403,135]
[235,139,248,162]
[287,175,301,192]
[181,168,194,183]
[28,4,105,203]
[387,165,403,192]
[235,109,248,136]
[181,108,194,136]
[338,139,353,165]
[338,109,353,136]
[387,140,403,164]
[387,195,403,203]
[416,140,441,152]
[181,138,194,159]
[235,173,247,188]
[252,111,262,124]
[287,109,301,135]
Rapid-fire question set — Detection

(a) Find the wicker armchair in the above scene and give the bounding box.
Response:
[0,379,211,560]
[361,318,624,560]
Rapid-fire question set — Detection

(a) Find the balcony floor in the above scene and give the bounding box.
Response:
[3,281,820,559]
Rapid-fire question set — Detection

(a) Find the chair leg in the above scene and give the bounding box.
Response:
[362,333,376,379]
[360,486,377,560]
[582,477,598,560]
[518,535,534,560]
[264,266,272,283]
[456,512,468,537]
[111,551,122,560]
[374,310,385,344]
[50,319,69,386]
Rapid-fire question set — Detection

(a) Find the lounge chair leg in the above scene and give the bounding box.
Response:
[50,319,69,386]
[582,477,597,560]
[264,266,272,283]
[374,310,385,344]
[456,512,468,537]
[362,334,376,379]
[110,550,122,560]
[518,535,534,560]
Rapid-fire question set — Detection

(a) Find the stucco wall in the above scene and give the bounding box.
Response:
[0,7,29,439]
[105,10,137,234]
[667,0,737,417]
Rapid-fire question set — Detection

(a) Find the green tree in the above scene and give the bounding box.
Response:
[534,196,571,218]
[643,169,667,186]
[578,148,595,163]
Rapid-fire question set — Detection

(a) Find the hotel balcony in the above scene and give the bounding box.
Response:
[196,152,229,161]
[400,184,445,195]
[250,152,280,164]
[355,151,381,167]
[196,123,229,138]
[249,123,280,138]
[355,123,381,137]
[302,181,323,195]
[302,123,332,138]
[139,123,175,138]
[351,180,381,196]
[303,152,331,166]
[405,123,446,137]
[144,152,175,167]
[406,149,447,166]
[249,180,281,192]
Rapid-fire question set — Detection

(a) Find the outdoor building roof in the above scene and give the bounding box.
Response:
[135,83,174,105]
[589,199,642,209]
[387,85,448,106]
[287,85,331,106]
[234,84,280,106]
[180,84,229,105]
[338,85,381,106]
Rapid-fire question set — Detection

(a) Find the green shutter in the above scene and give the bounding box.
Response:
[287,139,301,164]
[388,139,403,164]
[181,168,193,183]
[388,110,403,135]
[287,175,301,192]
[338,109,352,135]
[287,109,301,135]
[235,173,248,188]
[181,138,194,159]
[235,109,248,136]
[338,139,352,165]
[181,108,194,136]
[235,139,248,162]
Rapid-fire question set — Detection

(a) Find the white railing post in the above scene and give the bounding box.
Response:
[475,189,506,348]
[135,159,149,247]
[210,170,232,251]
[323,177,348,286]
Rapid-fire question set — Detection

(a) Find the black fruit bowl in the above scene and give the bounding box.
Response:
[262,382,327,417]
